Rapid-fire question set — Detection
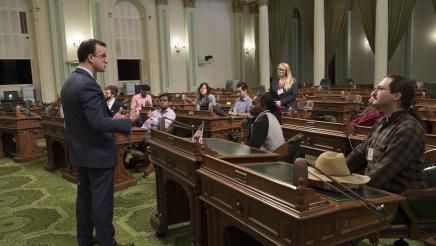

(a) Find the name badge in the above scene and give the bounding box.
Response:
[277,89,284,95]
[367,148,374,161]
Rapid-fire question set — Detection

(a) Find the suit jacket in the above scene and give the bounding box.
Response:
[270,79,299,109]
[61,68,131,168]
[109,99,123,117]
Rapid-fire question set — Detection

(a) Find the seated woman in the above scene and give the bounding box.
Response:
[270,63,299,115]
[194,82,216,110]
[247,94,285,152]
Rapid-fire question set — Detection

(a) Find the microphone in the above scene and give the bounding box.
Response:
[160,115,197,131]
[296,158,387,246]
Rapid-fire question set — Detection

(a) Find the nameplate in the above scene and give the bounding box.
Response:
[226,102,231,105]
[234,170,247,184]
[188,110,194,115]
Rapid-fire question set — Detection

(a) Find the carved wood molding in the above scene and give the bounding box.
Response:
[183,0,196,8]
[232,1,245,13]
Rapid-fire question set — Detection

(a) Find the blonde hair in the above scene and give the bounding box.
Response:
[277,63,294,91]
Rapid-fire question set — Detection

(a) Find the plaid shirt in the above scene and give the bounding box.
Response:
[347,110,426,194]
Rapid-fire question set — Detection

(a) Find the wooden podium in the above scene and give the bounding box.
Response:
[0,111,45,162]
[198,156,405,246]
[148,129,279,245]
[41,115,68,171]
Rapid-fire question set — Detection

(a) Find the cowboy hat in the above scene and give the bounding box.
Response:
[308,151,370,185]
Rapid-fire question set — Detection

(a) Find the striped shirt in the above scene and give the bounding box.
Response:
[347,110,426,194]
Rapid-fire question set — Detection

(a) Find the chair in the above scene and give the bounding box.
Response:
[381,164,436,243]
[320,78,331,90]
[427,83,436,99]
[345,78,354,86]
[256,85,266,94]
[273,133,304,164]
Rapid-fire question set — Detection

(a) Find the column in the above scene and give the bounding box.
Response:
[313,0,325,86]
[258,0,270,88]
[156,0,171,92]
[250,2,260,87]
[374,0,388,84]
[183,0,198,92]
[233,1,245,81]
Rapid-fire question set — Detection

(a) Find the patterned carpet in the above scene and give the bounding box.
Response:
[0,157,425,246]
[0,158,190,246]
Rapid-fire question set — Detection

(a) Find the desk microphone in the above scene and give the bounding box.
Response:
[160,115,197,131]
[296,158,387,246]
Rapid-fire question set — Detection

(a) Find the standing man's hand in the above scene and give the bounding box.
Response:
[129,109,139,124]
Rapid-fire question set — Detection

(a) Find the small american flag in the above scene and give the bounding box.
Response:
[192,121,204,144]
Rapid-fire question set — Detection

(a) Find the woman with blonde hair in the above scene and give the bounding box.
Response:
[269,63,299,113]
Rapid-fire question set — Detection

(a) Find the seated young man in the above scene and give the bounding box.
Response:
[141,93,176,135]
[247,94,284,152]
[104,85,122,117]
[228,82,252,117]
[346,75,426,194]
[130,84,152,111]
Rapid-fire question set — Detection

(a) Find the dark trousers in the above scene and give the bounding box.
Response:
[76,167,117,246]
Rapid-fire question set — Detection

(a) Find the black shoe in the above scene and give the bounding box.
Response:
[118,243,135,246]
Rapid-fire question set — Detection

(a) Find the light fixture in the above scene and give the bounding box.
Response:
[72,40,81,47]
[244,43,255,55]
[172,40,186,53]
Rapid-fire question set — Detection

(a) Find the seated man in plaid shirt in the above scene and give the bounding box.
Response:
[346,74,426,194]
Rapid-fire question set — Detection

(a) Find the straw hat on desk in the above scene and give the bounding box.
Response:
[309,151,370,185]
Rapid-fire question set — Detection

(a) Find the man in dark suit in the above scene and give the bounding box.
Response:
[61,39,136,246]
[104,85,123,117]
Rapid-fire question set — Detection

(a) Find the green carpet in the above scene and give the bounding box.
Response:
[0,157,425,246]
[0,158,190,246]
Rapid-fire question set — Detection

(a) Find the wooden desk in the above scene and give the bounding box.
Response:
[0,112,45,162]
[173,109,244,140]
[311,100,361,123]
[42,119,143,192]
[148,129,279,245]
[281,118,351,156]
[198,156,404,246]
[41,115,68,171]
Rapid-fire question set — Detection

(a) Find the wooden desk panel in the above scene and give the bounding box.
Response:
[148,130,279,245]
[41,115,141,191]
[198,156,404,246]
[173,109,244,140]
[0,112,45,162]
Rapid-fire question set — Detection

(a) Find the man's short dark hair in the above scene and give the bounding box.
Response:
[104,85,118,97]
[77,39,106,63]
[140,84,151,92]
[159,93,172,101]
[236,82,248,90]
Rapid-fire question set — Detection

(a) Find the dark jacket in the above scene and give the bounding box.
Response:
[61,68,131,168]
[109,99,123,117]
[270,79,299,110]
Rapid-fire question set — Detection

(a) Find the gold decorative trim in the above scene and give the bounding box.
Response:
[258,0,268,6]
[183,0,196,8]
[156,0,168,5]
[232,1,245,13]
[249,2,259,14]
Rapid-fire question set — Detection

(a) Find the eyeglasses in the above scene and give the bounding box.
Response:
[374,86,389,91]
[92,53,107,60]
[277,68,286,71]
[236,90,243,93]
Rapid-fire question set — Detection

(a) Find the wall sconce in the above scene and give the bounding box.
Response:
[72,40,81,47]
[244,46,255,55]
[173,41,186,53]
